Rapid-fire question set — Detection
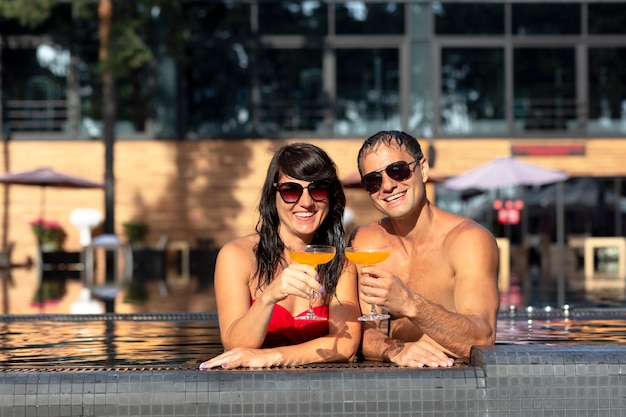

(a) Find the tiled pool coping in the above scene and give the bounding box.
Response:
[2,346,625,416]
[1,313,626,416]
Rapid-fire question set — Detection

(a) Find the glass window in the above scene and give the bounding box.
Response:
[513,48,576,132]
[185,44,252,137]
[409,41,434,137]
[512,3,580,35]
[588,48,626,135]
[335,2,404,34]
[434,3,504,35]
[258,49,324,133]
[589,4,626,35]
[440,48,505,135]
[3,48,67,133]
[183,2,250,38]
[335,48,399,136]
[1,3,79,135]
[258,1,327,35]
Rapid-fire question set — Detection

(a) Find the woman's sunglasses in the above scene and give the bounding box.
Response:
[361,160,420,194]
[274,180,332,203]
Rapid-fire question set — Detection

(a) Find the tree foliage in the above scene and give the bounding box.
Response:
[0,0,183,78]
[0,0,61,28]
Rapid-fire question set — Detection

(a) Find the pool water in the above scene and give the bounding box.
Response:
[2,308,626,368]
[496,307,626,345]
[0,313,222,368]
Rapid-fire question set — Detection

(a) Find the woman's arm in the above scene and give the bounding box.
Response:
[201,262,361,368]
[214,239,274,349]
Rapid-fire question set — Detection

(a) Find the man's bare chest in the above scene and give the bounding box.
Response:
[391,249,454,306]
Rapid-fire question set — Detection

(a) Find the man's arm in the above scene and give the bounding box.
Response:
[359,224,499,361]
[403,226,500,358]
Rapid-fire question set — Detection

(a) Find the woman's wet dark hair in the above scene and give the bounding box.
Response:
[254,143,346,301]
[357,130,424,174]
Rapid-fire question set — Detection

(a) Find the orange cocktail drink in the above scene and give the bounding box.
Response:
[288,244,336,321]
[345,244,392,321]
[289,251,336,268]
[344,250,390,266]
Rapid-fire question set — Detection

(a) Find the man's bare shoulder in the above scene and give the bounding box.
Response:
[435,208,491,237]
[438,210,498,257]
[348,221,390,246]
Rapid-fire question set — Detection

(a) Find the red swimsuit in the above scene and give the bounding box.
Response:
[253,302,329,348]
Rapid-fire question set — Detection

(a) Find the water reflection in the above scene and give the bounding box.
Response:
[500,271,626,310]
[497,313,626,345]
[0,268,216,315]
[0,316,222,367]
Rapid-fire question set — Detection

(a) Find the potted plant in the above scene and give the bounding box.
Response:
[30,219,67,251]
[122,220,148,248]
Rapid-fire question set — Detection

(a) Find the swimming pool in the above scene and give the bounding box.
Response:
[1,309,625,416]
[1,307,626,367]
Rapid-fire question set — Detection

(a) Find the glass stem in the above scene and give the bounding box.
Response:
[308,290,315,313]
[309,265,318,312]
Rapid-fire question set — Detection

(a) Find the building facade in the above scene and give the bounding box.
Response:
[3,1,626,140]
[0,1,625,261]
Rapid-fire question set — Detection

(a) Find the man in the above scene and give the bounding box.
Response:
[349,130,499,367]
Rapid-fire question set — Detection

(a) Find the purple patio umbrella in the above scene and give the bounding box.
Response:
[442,156,568,191]
[442,156,569,245]
[0,167,103,219]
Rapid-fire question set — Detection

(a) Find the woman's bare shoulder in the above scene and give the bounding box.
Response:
[218,234,258,260]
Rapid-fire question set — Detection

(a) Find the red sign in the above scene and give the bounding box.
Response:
[511,144,585,156]
[493,199,524,225]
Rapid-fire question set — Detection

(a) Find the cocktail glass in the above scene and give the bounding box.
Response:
[289,244,336,321]
[345,244,392,321]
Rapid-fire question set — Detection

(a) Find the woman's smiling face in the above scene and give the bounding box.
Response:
[275,174,330,243]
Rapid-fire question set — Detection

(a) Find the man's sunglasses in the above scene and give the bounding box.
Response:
[274,180,332,203]
[361,160,420,194]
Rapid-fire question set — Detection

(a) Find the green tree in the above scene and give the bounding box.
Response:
[0,0,183,235]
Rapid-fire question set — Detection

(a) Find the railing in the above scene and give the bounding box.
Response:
[257,100,327,132]
[513,97,580,132]
[0,97,593,136]
[5,99,68,132]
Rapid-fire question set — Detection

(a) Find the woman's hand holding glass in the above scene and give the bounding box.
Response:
[257,259,326,308]
[288,244,336,320]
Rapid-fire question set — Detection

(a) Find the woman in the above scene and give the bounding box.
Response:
[199,143,361,369]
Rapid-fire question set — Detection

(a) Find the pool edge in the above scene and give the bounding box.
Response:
[1,345,625,416]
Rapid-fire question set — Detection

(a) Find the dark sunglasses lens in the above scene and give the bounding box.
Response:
[278,183,304,203]
[362,173,382,193]
[308,182,331,201]
[386,161,412,181]
[362,161,414,193]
